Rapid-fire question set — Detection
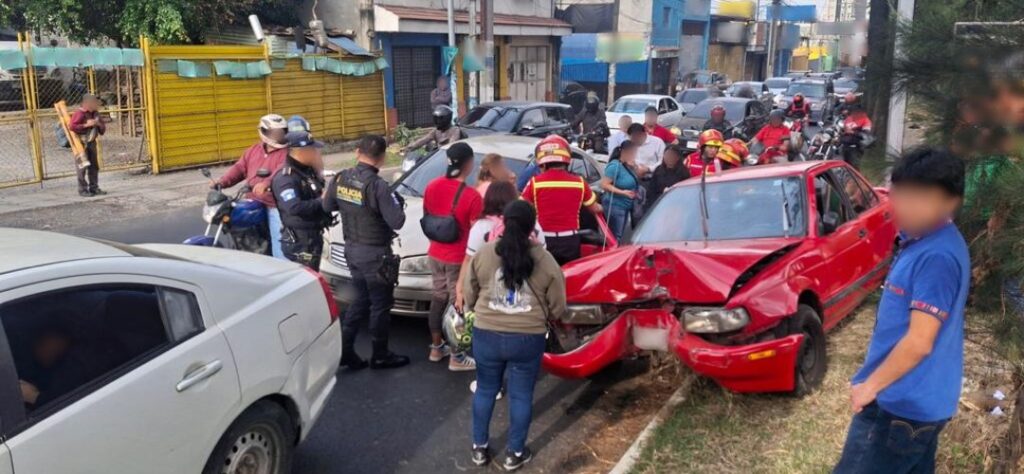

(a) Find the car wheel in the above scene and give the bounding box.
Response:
[789,304,827,396]
[203,401,296,474]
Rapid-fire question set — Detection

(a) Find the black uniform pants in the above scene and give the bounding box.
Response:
[281,227,323,270]
[546,234,581,266]
[342,245,395,355]
[76,141,99,192]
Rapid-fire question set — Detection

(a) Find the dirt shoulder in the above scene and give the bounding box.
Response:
[628,303,1015,473]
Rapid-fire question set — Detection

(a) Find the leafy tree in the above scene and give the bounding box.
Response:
[0,0,300,46]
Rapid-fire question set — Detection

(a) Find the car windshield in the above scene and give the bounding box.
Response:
[785,82,826,98]
[632,177,806,242]
[459,106,518,131]
[765,78,790,89]
[835,79,858,90]
[679,89,709,104]
[727,82,760,95]
[609,98,656,113]
[687,100,746,122]
[395,151,529,197]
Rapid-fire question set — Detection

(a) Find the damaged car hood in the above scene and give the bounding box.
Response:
[563,238,801,304]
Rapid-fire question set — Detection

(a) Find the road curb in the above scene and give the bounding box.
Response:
[608,372,696,474]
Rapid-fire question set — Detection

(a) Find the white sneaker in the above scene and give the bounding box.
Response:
[469,380,502,400]
[429,343,451,362]
[449,352,477,371]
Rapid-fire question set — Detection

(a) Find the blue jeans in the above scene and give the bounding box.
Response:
[834,402,948,474]
[471,328,545,453]
[267,207,284,259]
[605,205,630,242]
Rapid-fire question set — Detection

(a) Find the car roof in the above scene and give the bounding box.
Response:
[477,101,568,109]
[766,76,792,81]
[0,228,129,274]
[616,94,673,101]
[439,134,541,160]
[677,161,833,186]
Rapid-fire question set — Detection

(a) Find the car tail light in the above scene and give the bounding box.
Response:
[304,267,340,322]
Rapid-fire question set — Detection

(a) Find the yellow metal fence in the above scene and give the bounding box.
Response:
[0,35,387,186]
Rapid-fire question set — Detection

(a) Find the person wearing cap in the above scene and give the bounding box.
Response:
[214,114,290,258]
[69,93,106,197]
[271,130,331,270]
[521,135,603,265]
[423,142,483,371]
[325,134,410,370]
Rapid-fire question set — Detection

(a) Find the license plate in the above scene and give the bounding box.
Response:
[686,141,698,149]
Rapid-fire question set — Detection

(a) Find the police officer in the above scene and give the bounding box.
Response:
[272,129,331,270]
[324,134,410,370]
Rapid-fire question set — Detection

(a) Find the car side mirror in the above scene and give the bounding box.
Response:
[256,168,271,178]
[822,211,840,234]
[519,125,535,135]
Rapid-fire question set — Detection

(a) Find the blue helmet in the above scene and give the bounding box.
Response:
[287,115,311,134]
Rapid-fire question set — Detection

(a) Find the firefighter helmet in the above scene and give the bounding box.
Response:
[535,134,573,166]
[698,129,724,149]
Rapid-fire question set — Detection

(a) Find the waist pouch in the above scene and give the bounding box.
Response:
[378,253,401,288]
[420,182,466,244]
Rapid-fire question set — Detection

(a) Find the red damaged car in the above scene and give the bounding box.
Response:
[543,161,897,394]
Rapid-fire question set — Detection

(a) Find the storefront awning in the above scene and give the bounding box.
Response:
[374,5,573,37]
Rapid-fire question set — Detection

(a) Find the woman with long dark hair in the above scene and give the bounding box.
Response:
[462,200,566,471]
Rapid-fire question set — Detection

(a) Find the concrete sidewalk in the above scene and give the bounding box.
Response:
[0,151,358,232]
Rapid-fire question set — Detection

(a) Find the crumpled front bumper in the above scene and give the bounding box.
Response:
[542,309,804,393]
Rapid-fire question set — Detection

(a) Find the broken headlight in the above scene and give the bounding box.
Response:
[561,304,609,325]
[682,307,750,333]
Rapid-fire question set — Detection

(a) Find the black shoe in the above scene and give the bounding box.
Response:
[471,446,491,467]
[90,188,107,196]
[370,351,410,369]
[79,189,94,197]
[502,448,532,471]
[339,352,368,371]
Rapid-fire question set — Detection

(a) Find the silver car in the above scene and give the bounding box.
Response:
[320,134,606,317]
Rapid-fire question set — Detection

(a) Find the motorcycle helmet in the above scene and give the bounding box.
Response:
[585,91,600,112]
[432,105,454,130]
[710,104,726,121]
[535,134,573,166]
[441,305,476,353]
[698,129,724,149]
[793,93,805,106]
[769,109,786,124]
[287,115,311,134]
[258,114,288,149]
[844,92,857,104]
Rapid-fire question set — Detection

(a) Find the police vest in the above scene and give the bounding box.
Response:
[335,168,394,246]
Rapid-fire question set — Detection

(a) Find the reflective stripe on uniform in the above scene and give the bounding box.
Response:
[533,180,585,190]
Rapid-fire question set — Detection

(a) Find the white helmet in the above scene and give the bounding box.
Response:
[259,114,288,149]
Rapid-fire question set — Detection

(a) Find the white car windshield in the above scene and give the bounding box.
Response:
[785,83,827,98]
[609,98,656,113]
[395,151,529,197]
[633,177,806,242]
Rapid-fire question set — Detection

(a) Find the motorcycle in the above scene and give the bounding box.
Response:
[183,168,271,254]
[572,121,610,155]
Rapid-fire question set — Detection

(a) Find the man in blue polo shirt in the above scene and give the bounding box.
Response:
[835,147,969,474]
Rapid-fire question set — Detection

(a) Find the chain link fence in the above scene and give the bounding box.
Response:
[0,57,148,187]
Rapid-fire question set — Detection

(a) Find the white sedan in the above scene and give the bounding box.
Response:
[0,228,340,474]
[605,94,684,131]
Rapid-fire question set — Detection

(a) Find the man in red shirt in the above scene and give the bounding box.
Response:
[644,106,677,145]
[750,110,791,164]
[522,135,602,264]
[423,142,483,370]
[69,94,106,197]
[215,114,290,258]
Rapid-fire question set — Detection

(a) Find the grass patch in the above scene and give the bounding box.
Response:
[630,305,998,474]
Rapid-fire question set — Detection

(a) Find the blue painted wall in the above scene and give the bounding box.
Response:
[379,33,448,108]
[651,0,683,47]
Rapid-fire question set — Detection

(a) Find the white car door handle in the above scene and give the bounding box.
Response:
[176,360,223,392]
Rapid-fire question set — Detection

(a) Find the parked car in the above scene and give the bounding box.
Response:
[458,101,574,138]
[605,94,683,130]
[320,134,615,317]
[0,229,341,473]
[764,77,793,98]
[675,97,770,151]
[542,161,897,395]
[775,78,836,122]
[725,81,769,97]
[673,88,710,114]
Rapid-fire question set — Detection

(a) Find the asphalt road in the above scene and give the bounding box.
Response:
[63,208,631,473]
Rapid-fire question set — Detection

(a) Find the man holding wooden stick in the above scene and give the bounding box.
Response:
[69,94,106,197]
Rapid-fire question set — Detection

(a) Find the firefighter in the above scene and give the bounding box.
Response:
[685,129,725,176]
[521,135,603,265]
[716,138,749,171]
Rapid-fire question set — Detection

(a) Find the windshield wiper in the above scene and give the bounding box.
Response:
[699,167,710,244]
[396,181,423,198]
[780,180,792,238]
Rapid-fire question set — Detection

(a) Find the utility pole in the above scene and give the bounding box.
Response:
[468,0,478,109]
[885,0,915,158]
[481,0,494,102]
[447,0,458,114]
[607,0,621,103]
[766,0,782,77]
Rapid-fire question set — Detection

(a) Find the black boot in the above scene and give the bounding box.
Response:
[370,340,410,369]
[340,349,368,371]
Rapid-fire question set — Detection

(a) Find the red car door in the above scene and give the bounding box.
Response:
[830,166,894,291]
[808,169,870,328]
